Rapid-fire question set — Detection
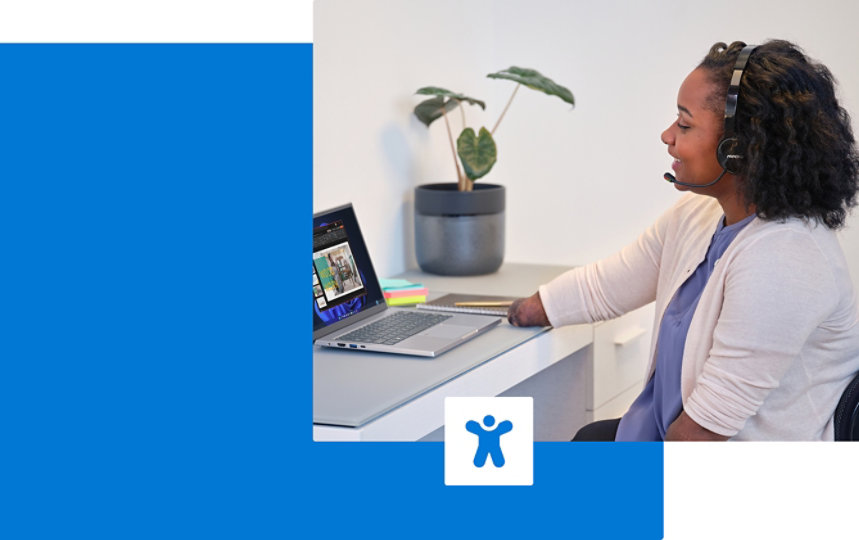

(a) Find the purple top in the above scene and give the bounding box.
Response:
[615,213,755,441]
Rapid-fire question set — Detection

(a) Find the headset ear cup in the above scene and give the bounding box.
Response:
[716,136,740,173]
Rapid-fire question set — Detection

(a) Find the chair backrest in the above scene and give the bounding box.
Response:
[834,371,859,441]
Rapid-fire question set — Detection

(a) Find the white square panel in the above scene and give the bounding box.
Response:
[444,397,533,486]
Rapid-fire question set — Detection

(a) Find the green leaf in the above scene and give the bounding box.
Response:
[413,96,460,127]
[487,67,575,106]
[413,87,486,128]
[457,127,497,180]
[415,87,486,109]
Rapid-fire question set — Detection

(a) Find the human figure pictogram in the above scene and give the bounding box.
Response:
[465,415,513,467]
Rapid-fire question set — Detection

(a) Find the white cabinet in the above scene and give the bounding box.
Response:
[588,303,654,421]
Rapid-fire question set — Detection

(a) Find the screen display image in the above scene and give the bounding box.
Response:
[313,222,365,305]
[312,205,384,332]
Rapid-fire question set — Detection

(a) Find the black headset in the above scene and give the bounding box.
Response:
[716,44,757,173]
[664,44,757,187]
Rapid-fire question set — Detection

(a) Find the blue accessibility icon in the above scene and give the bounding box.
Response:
[465,415,513,468]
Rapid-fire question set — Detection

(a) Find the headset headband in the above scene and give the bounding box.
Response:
[723,44,757,139]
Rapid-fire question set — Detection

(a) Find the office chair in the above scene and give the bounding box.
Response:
[834,371,859,441]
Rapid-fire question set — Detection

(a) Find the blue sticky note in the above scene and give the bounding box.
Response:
[379,278,423,290]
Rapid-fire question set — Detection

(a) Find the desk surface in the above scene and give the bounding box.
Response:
[396,262,571,297]
[313,322,548,427]
[313,263,579,438]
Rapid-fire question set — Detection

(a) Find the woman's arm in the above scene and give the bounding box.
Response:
[507,216,669,328]
[509,195,720,328]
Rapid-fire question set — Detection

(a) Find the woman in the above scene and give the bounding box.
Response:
[508,40,859,441]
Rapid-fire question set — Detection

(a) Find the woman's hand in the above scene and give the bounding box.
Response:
[507,292,551,327]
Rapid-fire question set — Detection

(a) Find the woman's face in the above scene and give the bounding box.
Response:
[661,68,726,190]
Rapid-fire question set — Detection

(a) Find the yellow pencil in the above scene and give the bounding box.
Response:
[454,301,515,307]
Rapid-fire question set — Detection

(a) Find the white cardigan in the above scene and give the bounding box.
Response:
[539,194,859,440]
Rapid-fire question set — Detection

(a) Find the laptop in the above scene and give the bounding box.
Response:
[313,203,501,357]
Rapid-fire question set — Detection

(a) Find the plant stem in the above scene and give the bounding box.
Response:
[491,82,521,136]
[441,105,465,190]
[458,101,473,191]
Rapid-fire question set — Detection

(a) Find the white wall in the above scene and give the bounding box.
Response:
[314,0,859,286]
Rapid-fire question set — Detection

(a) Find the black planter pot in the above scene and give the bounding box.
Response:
[414,183,505,275]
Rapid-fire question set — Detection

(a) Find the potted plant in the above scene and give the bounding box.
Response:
[413,67,574,275]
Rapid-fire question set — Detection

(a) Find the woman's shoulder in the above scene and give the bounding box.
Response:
[744,216,839,248]
[732,217,850,286]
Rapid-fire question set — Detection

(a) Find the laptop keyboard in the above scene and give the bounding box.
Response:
[338,311,452,345]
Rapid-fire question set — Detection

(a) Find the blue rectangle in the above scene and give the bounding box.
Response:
[0,44,662,539]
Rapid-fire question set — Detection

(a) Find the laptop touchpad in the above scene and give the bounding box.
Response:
[426,324,476,339]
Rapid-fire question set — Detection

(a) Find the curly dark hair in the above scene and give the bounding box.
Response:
[698,40,859,229]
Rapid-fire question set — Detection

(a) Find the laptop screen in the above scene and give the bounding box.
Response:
[313,204,385,335]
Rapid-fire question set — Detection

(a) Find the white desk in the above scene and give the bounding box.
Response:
[313,263,653,441]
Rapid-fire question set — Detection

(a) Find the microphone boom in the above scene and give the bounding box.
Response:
[664,169,728,188]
